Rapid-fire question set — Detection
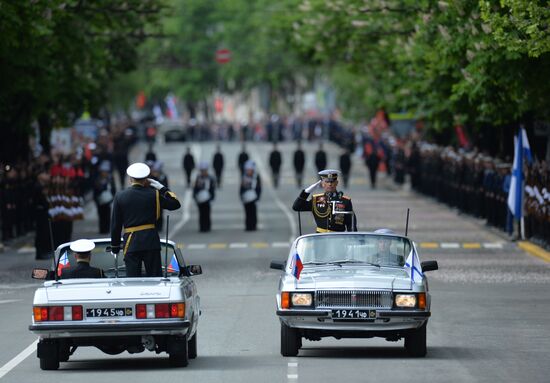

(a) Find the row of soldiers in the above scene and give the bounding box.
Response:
[407,141,550,247]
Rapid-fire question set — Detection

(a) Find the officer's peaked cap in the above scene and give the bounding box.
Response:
[127,162,150,179]
[70,239,95,253]
[319,169,340,181]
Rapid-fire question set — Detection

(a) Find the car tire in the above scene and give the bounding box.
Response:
[188,332,197,359]
[405,322,427,357]
[169,338,189,367]
[281,323,300,357]
[40,355,59,371]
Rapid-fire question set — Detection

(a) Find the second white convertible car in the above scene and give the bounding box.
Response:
[271,232,438,357]
[29,239,202,370]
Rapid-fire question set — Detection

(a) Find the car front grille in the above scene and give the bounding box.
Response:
[315,290,393,309]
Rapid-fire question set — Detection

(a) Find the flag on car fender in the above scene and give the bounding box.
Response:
[290,253,303,280]
[57,252,71,277]
[404,246,423,284]
[167,254,179,273]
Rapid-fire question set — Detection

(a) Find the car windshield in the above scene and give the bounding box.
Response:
[56,242,183,278]
[295,234,411,267]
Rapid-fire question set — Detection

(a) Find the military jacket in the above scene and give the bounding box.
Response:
[111,184,180,254]
[293,190,357,232]
[61,262,104,279]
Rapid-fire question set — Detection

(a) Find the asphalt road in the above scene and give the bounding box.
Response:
[1,139,549,383]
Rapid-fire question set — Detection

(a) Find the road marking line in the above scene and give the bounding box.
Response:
[420,242,439,249]
[287,362,298,367]
[0,300,21,305]
[518,241,550,263]
[208,243,227,249]
[229,243,248,249]
[251,242,269,249]
[483,243,503,249]
[441,243,460,249]
[17,246,34,254]
[463,243,482,249]
[0,339,38,379]
[251,147,298,243]
[187,244,207,250]
[287,375,298,379]
[272,242,290,248]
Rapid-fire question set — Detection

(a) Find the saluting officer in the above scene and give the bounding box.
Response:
[61,239,104,279]
[193,161,216,232]
[111,163,181,277]
[293,169,357,233]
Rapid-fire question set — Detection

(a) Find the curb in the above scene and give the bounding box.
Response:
[518,241,550,263]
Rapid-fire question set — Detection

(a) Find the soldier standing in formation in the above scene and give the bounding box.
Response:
[238,143,249,174]
[212,144,224,188]
[111,163,181,277]
[269,142,282,188]
[339,149,352,188]
[93,161,116,234]
[61,239,104,279]
[293,169,357,233]
[314,142,327,173]
[34,171,52,260]
[293,141,305,188]
[193,162,216,232]
[182,147,195,187]
[240,160,261,231]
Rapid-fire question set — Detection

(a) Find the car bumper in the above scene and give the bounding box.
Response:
[276,309,430,331]
[29,320,191,339]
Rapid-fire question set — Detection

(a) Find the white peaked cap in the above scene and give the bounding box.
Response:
[70,239,95,253]
[126,162,151,179]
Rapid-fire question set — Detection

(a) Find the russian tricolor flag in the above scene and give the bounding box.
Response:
[57,252,71,277]
[290,253,303,280]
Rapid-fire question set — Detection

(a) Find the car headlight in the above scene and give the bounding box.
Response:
[291,293,313,306]
[395,294,416,308]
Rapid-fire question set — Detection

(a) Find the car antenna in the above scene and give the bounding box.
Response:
[405,208,410,236]
[162,215,170,281]
[298,211,302,236]
[48,218,58,281]
[114,247,119,278]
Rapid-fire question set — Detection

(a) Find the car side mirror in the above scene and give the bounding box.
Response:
[186,265,202,276]
[32,268,52,280]
[421,260,438,272]
[270,260,286,271]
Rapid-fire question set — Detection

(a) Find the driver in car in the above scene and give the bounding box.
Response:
[372,229,404,266]
[61,239,105,279]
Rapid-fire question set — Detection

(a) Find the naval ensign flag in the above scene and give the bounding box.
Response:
[507,128,532,220]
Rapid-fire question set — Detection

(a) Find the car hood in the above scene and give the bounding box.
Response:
[42,278,174,302]
[294,267,413,290]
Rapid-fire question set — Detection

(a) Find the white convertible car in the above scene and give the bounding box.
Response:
[271,232,438,357]
[29,239,202,370]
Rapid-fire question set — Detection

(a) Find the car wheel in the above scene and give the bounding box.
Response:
[39,355,59,370]
[405,322,427,357]
[188,331,197,359]
[168,337,189,367]
[281,323,300,357]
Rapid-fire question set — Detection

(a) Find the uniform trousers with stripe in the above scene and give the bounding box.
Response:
[124,250,162,277]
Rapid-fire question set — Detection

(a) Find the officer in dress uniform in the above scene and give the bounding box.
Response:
[293,141,305,188]
[293,169,357,233]
[182,147,195,187]
[212,144,225,188]
[269,142,282,188]
[61,239,104,279]
[193,161,216,232]
[111,163,181,277]
[240,160,261,231]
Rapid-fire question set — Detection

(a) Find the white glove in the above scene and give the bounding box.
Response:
[111,251,118,258]
[147,178,165,190]
[305,180,321,193]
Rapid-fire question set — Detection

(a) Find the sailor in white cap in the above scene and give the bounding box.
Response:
[60,239,104,279]
[292,169,357,233]
[240,160,261,231]
[193,161,216,232]
[110,162,181,277]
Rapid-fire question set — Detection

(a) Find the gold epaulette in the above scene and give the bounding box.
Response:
[312,193,324,197]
